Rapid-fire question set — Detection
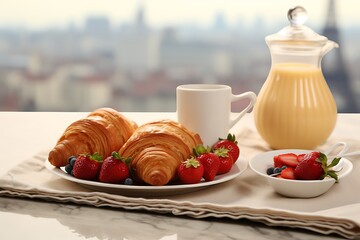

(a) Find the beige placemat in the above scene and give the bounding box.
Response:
[0,128,360,239]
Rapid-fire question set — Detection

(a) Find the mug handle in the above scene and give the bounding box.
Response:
[229,91,257,128]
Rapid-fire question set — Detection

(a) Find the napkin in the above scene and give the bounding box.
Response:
[0,128,360,239]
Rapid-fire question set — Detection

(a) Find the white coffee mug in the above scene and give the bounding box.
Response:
[176,84,257,147]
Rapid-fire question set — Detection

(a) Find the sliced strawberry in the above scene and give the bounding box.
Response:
[277,153,299,168]
[273,155,282,168]
[280,167,296,180]
[297,153,306,162]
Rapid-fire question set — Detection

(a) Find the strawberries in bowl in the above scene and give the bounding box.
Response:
[269,151,341,181]
[249,149,353,198]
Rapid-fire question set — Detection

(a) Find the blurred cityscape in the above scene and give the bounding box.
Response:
[1,2,360,112]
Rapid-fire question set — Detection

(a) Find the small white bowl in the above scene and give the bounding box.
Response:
[249,149,353,198]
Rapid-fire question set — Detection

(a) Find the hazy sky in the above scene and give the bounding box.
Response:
[0,0,359,29]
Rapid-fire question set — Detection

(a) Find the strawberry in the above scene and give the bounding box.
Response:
[212,133,240,163]
[273,155,282,168]
[297,153,306,162]
[214,147,233,175]
[276,153,299,168]
[177,157,204,184]
[280,167,296,180]
[99,152,130,183]
[73,153,103,180]
[194,145,220,181]
[294,151,341,181]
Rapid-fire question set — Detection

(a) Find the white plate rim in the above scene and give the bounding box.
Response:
[45,155,248,192]
[249,149,353,183]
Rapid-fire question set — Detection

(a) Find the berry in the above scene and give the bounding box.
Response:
[65,164,73,174]
[194,145,220,182]
[280,167,296,180]
[68,156,77,166]
[214,147,234,175]
[297,154,306,162]
[73,153,103,180]
[294,151,341,181]
[276,153,299,168]
[124,178,134,185]
[99,152,130,184]
[266,167,274,175]
[212,133,240,163]
[273,167,282,174]
[177,157,204,184]
[266,166,288,177]
[273,155,282,168]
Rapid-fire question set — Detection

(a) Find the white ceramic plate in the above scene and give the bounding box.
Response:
[46,156,247,197]
[249,149,353,198]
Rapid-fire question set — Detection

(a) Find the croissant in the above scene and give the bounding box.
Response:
[119,120,202,186]
[48,108,138,167]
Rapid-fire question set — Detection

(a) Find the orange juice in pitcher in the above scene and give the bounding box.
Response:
[254,6,338,149]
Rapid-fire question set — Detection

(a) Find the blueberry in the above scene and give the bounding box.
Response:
[70,158,77,166]
[124,178,134,185]
[65,164,73,174]
[273,167,282,174]
[281,166,287,171]
[266,167,274,175]
[68,156,77,166]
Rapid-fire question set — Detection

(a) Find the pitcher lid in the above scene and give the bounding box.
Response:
[266,6,328,45]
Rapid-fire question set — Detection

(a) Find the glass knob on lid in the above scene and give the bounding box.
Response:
[287,6,307,26]
[266,5,330,44]
[265,5,339,66]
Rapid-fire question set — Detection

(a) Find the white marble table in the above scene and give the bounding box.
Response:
[0,112,357,240]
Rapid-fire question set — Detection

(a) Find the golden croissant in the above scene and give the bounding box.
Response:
[119,120,202,186]
[48,108,138,167]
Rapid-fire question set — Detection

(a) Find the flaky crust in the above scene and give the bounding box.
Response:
[119,120,202,186]
[48,108,138,167]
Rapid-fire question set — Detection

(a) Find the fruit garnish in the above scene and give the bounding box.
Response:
[212,133,240,162]
[64,155,77,175]
[194,145,220,181]
[99,151,131,184]
[124,178,134,185]
[280,167,296,180]
[294,152,341,181]
[268,151,341,182]
[177,157,204,184]
[213,147,233,175]
[72,153,103,180]
[274,153,299,168]
[297,153,306,162]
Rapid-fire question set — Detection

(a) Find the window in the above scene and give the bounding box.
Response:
[0,0,359,112]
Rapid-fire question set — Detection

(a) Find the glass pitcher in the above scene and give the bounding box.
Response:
[253,6,338,149]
